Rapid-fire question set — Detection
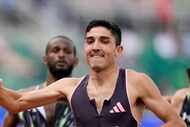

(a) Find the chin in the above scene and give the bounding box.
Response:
[90,64,105,72]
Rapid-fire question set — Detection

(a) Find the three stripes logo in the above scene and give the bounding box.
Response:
[109,102,126,113]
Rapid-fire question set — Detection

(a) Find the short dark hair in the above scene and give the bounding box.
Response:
[85,20,122,46]
[45,35,76,56]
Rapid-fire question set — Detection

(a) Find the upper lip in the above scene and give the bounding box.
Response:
[89,51,104,57]
[56,60,67,64]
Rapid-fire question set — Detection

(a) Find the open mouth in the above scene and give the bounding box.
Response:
[56,61,67,66]
[91,56,103,58]
[89,50,105,57]
[90,53,104,57]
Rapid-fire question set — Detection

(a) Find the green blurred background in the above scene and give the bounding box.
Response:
[0,0,190,126]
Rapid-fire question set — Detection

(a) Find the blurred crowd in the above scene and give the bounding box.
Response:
[0,0,190,126]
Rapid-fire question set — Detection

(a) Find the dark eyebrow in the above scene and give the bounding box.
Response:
[100,36,110,39]
[85,36,110,39]
[85,36,94,40]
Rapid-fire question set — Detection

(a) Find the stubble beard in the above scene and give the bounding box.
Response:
[48,63,74,79]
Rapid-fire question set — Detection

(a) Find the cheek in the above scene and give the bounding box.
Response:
[107,51,117,61]
[84,48,90,57]
[107,48,115,55]
[84,45,90,51]
[46,56,53,62]
[49,57,57,63]
[47,57,58,65]
[48,54,57,59]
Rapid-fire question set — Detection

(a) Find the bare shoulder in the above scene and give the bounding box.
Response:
[127,69,160,96]
[127,69,153,87]
[172,88,190,102]
[127,69,147,79]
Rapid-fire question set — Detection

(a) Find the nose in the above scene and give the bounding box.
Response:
[92,40,101,50]
[58,50,65,58]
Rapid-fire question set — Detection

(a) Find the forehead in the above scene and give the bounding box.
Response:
[86,26,113,38]
[48,38,73,49]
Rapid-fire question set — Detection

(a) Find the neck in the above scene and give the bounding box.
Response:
[89,64,119,85]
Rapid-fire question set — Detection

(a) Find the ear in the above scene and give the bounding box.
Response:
[116,45,123,57]
[43,56,48,65]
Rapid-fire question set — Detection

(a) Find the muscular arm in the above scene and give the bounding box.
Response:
[138,73,186,127]
[163,95,172,104]
[0,78,77,113]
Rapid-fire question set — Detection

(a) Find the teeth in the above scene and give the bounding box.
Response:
[92,55,102,57]
[92,56,102,58]
[89,52,104,57]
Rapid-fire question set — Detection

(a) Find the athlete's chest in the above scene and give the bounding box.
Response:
[87,84,116,114]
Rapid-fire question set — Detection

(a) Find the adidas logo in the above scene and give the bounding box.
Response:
[109,102,126,113]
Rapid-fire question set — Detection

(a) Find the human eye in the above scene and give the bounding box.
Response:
[85,37,94,44]
[51,47,60,53]
[100,37,110,44]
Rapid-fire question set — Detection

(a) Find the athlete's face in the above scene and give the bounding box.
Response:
[84,26,123,72]
[44,38,78,79]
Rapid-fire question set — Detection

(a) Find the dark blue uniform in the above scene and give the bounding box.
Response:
[71,69,137,127]
[17,85,75,127]
[180,93,190,127]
